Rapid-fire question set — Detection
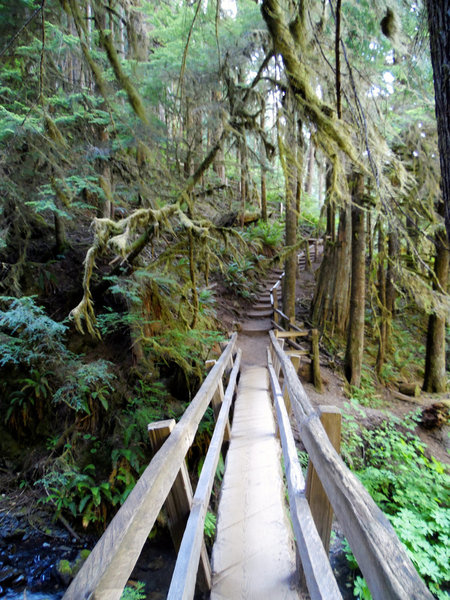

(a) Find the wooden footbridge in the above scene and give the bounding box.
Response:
[63,242,432,600]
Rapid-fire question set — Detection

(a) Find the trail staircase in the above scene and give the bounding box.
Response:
[62,240,432,600]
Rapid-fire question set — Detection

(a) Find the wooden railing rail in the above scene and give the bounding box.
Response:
[167,349,241,599]
[269,331,433,600]
[267,349,342,600]
[63,333,238,600]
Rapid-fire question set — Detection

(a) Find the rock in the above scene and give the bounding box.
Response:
[0,564,22,585]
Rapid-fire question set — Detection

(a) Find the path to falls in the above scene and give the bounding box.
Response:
[210,273,305,599]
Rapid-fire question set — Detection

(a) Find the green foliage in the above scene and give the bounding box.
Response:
[244,220,284,249]
[53,359,115,414]
[204,511,217,540]
[0,296,67,366]
[120,582,146,600]
[223,257,257,298]
[347,365,382,408]
[342,408,450,599]
[145,328,225,380]
[37,439,141,531]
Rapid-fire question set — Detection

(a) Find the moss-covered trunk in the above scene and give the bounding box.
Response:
[423,226,449,392]
[312,205,351,334]
[344,172,365,387]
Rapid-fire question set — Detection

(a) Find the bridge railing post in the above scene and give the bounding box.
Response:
[148,420,212,592]
[305,406,341,555]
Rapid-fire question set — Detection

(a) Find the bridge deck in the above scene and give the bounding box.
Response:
[210,364,303,599]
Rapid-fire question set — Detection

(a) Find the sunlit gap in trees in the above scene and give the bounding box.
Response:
[221,0,237,19]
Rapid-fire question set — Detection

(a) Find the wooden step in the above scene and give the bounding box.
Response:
[246,309,273,319]
[239,318,272,334]
[251,302,272,310]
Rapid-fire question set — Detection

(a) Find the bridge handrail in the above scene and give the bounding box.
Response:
[63,333,238,600]
[269,331,432,600]
[267,349,342,600]
[167,349,242,600]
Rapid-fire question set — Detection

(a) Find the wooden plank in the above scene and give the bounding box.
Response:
[148,420,211,592]
[269,332,433,600]
[167,350,242,600]
[305,407,341,554]
[272,291,279,325]
[311,329,323,393]
[275,330,309,339]
[212,379,231,441]
[267,351,342,600]
[62,334,238,600]
[285,349,309,357]
[282,354,301,414]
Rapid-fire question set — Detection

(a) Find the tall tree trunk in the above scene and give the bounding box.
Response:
[385,230,398,350]
[376,222,387,376]
[281,94,300,321]
[311,205,351,334]
[304,139,315,196]
[239,139,248,228]
[212,90,225,183]
[344,172,365,387]
[260,104,268,221]
[425,0,450,243]
[324,164,336,242]
[125,0,149,62]
[423,225,449,392]
[54,212,67,254]
[184,98,193,178]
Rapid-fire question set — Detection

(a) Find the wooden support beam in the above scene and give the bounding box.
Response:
[282,353,301,414]
[275,330,309,339]
[311,329,323,393]
[148,421,212,593]
[211,379,231,441]
[267,352,342,600]
[285,349,309,357]
[305,406,341,555]
[272,291,279,325]
[167,350,242,600]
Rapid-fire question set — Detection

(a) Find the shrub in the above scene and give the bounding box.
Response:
[342,409,449,599]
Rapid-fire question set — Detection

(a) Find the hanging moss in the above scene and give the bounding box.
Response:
[95,15,149,125]
[44,114,67,148]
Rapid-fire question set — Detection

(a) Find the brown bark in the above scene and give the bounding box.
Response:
[260,104,268,221]
[239,140,248,228]
[385,230,398,349]
[54,212,67,254]
[311,205,351,334]
[125,0,149,62]
[376,223,387,376]
[344,172,366,388]
[304,139,315,196]
[423,226,449,392]
[324,165,335,241]
[282,95,300,321]
[212,90,225,183]
[425,0,450,243]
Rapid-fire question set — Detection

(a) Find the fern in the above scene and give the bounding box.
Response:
[0,296,67,366]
